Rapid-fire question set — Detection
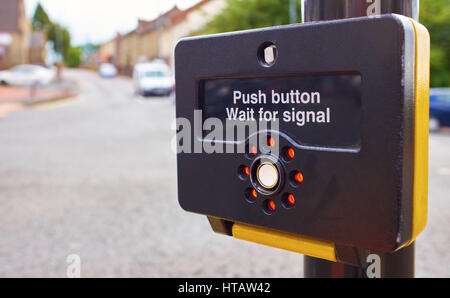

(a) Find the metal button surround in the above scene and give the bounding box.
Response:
[250,154,284,196]
[257,163,279,189]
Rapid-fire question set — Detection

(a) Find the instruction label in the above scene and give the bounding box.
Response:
[200,75,362,149]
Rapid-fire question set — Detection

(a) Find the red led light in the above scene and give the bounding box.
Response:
[243,166,250,176]
[267,200,276,211]
[251,145,257,155]
[294,172,304,184]
[268,137,275,147]
[286,148,295,159]
[251,189,258,199]
[287,194,295,205]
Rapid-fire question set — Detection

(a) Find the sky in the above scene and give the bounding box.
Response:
[24,0,202,45]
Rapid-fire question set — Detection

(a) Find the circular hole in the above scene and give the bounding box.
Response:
[245,144,258,159]
[245,188,258,203]
[282,147,295,162]
[282,193,296,209]
[267,136,275,147]
[237,165,250,180]
[290,171,304,187]
[258,42,277,67]
[263,199,276,215]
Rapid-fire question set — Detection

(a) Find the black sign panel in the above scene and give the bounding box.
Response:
[200,75,362,149]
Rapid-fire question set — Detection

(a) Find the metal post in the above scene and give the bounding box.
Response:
[304,242,415,278]
[301,0,419,278]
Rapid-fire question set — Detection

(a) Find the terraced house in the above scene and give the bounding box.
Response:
[0,0,31,69]
[95,0,225,74]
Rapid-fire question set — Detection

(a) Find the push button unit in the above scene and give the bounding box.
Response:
[257,163,279,189]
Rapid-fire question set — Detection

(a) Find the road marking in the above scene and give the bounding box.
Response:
[31,96,80,110]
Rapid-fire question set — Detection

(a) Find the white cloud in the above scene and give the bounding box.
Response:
[25,0,202,45]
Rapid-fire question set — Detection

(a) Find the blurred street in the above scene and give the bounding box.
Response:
[0,69,448,277]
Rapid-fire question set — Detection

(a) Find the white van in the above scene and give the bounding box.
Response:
[133,62,174,97]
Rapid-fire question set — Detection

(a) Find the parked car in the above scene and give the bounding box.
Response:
[98,63,117,78]
[0,64,55,87]
[429,88,450,132]
[133,62,174,97]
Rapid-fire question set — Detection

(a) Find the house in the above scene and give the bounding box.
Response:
[116,6,182,74]
[98,36,116,64]
[117,29,139,75]
[29,31,47,65]
[137,6,182,65]
[93,0,225,74]
[158,0,226,67]
[0,0,31,69]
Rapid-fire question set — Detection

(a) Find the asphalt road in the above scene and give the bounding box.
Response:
[0,69,448,277]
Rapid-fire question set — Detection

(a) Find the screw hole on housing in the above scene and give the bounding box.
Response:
[258,42,278,67]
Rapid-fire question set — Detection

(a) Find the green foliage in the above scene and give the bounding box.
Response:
[420,0,450,87]
[32,3,51,30]
[201,0,301,34]
[64,47,82,68]
[32,2,80,67]
[47,23,71,56]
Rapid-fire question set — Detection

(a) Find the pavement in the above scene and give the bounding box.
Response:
[0,78,78,117]
[0,69,448,277]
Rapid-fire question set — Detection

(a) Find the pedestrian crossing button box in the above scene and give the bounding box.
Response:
[174,14,430,259]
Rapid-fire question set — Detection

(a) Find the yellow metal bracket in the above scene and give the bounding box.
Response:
[232,223,337,262]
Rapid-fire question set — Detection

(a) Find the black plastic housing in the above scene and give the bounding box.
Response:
[174,15,416,253]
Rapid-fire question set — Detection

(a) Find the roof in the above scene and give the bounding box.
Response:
[139,6,181,34]
[101,0,215,42]
[171,0,214,26]
[139,0,214,34]
[0,0,22,32]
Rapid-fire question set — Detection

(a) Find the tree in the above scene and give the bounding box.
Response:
[47,23,71,57]
[32,3,51,30]
[201,0,301,34]
[31,3,80,68]
[420,0,450,87]
[64,46,82,68]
